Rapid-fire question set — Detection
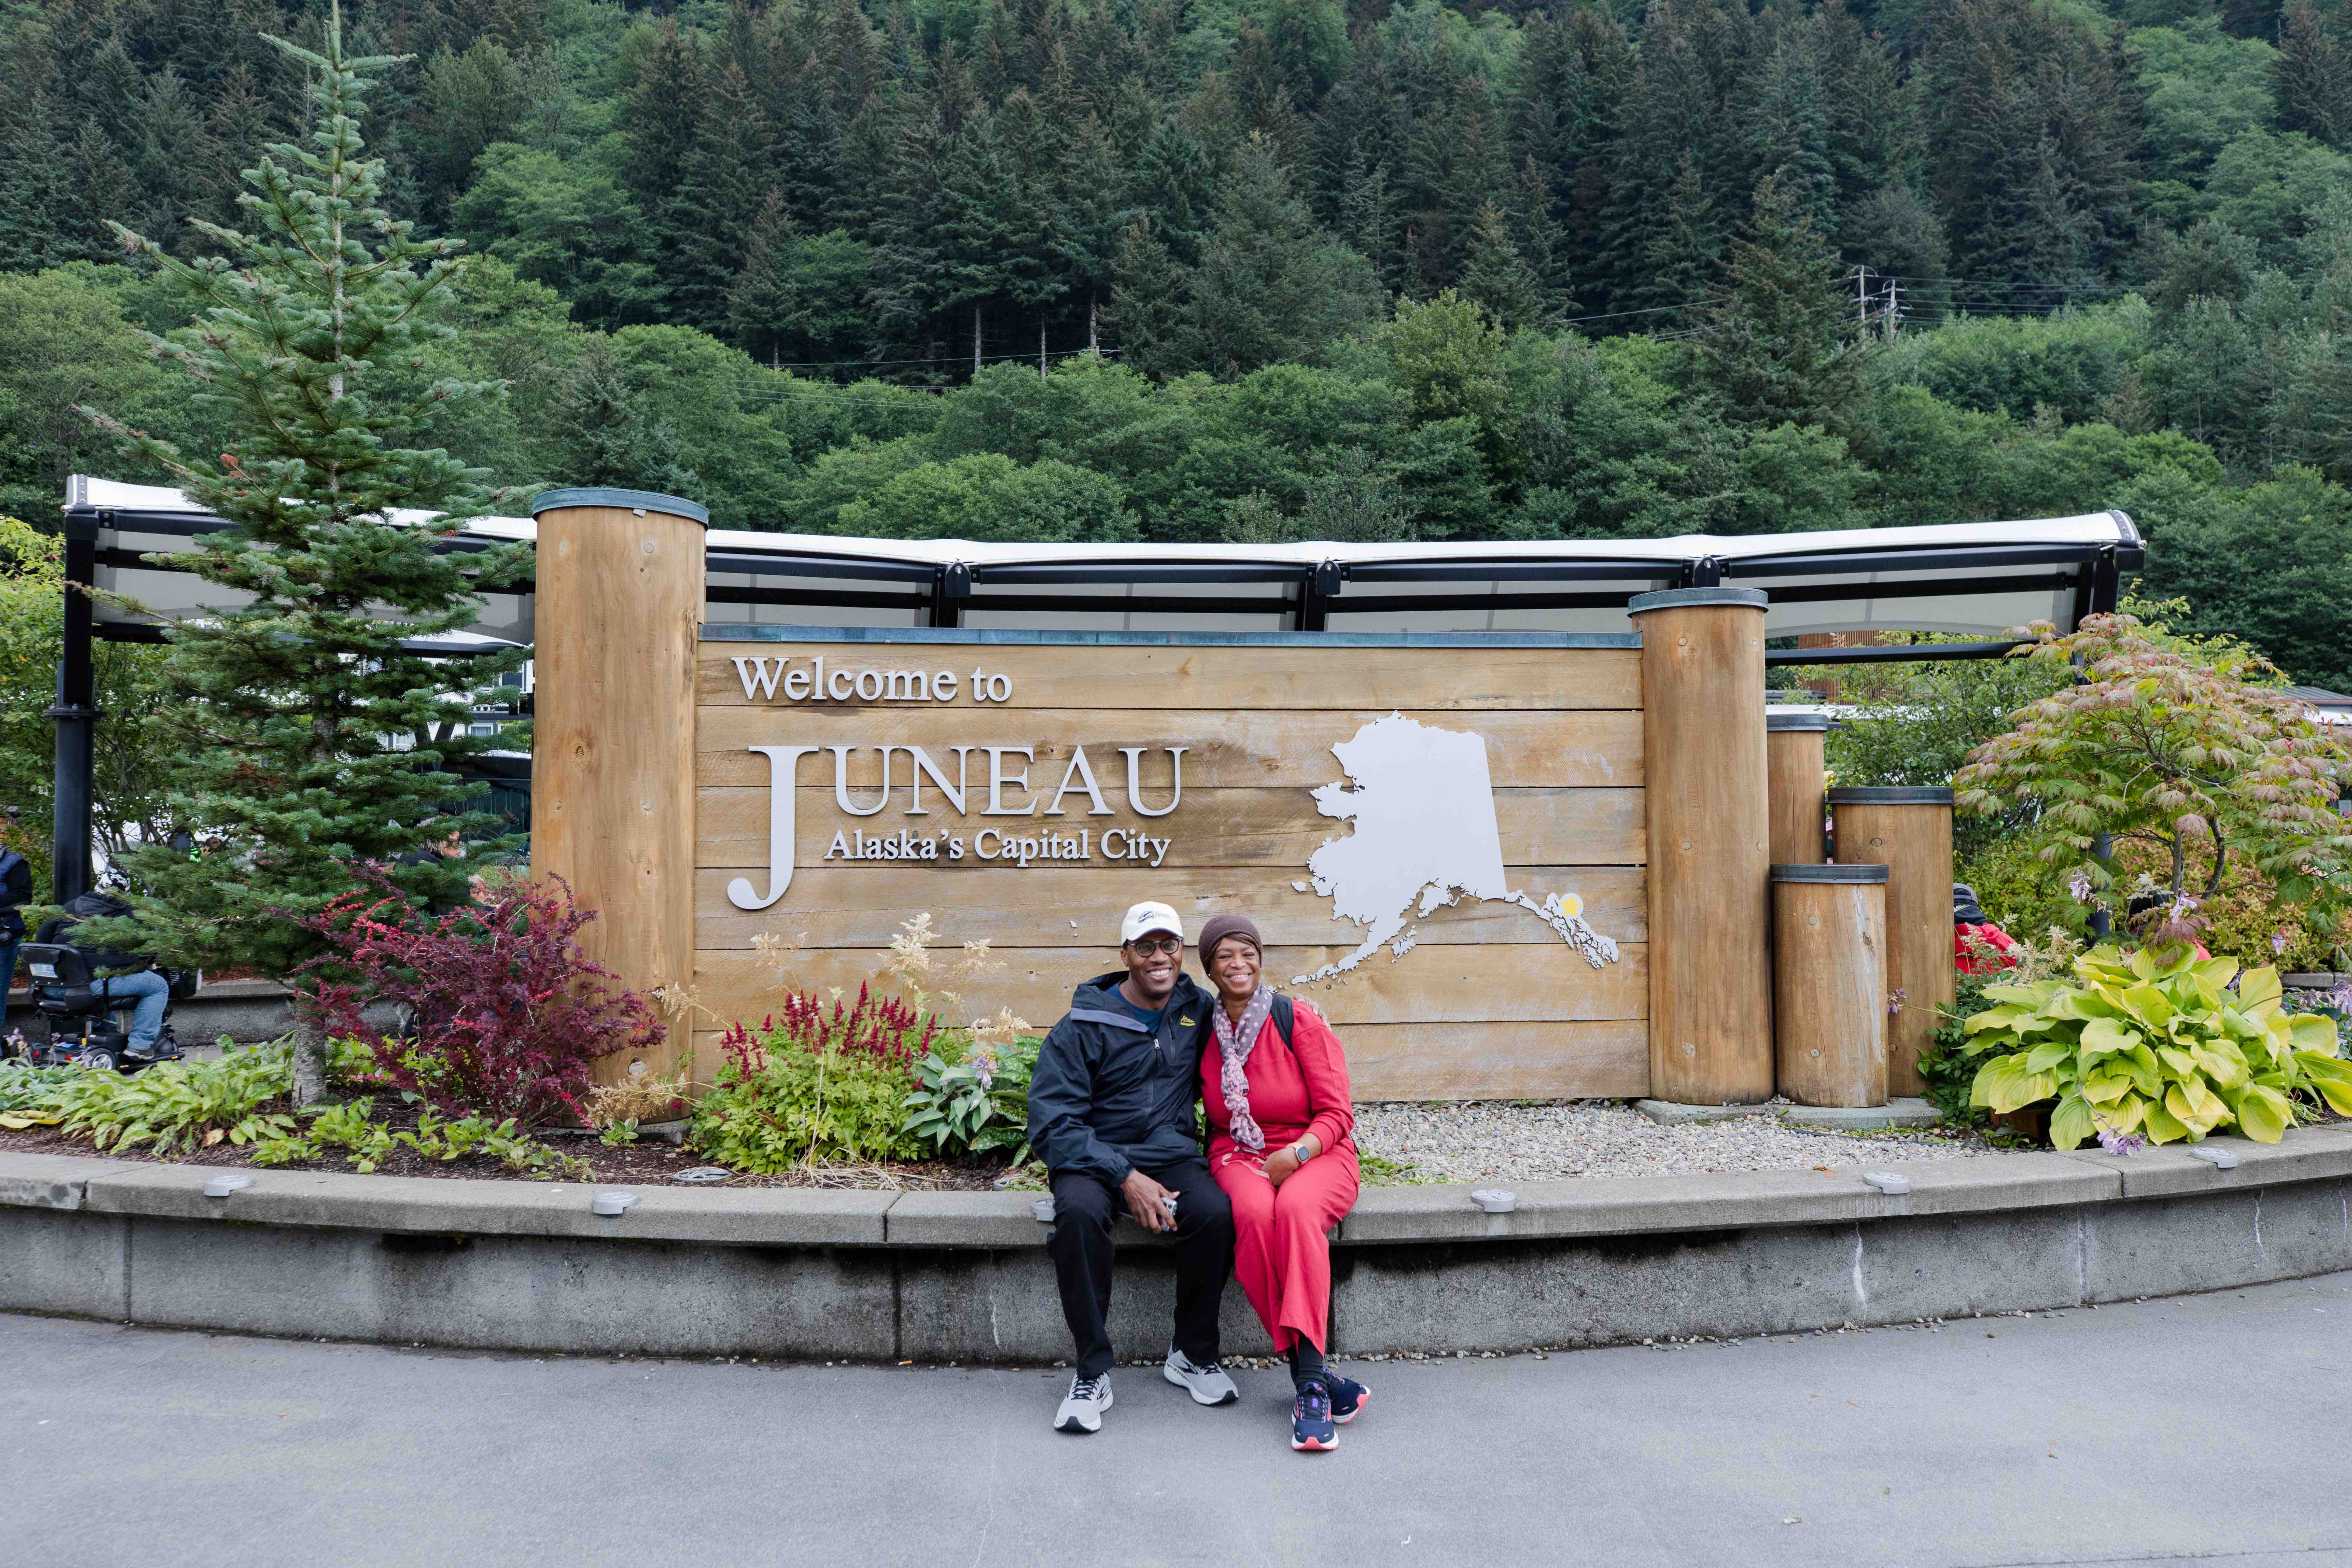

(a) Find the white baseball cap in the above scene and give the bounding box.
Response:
[1120,901,1184,944]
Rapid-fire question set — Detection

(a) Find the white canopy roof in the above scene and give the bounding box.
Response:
[65,476,2141,645]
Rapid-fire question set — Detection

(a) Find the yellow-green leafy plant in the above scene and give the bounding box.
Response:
[1961,944,2352,1148]
[47,1041,298,1157]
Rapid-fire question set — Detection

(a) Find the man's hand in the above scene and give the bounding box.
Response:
[1120,1169,1178,1233]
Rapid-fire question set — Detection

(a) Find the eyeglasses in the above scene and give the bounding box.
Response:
[1126,935,1184,957]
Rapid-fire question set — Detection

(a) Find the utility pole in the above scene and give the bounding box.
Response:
[1039,319,1047,381]
[1854,264,1870,330]
[1881,276,1900,342]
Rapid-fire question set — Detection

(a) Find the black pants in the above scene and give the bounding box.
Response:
[1047,1156,1233,1380]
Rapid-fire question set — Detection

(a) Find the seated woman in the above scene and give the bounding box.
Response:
[1194,913,1367,1452]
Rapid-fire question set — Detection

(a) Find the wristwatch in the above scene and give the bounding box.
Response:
[1292,1139,1315,1164]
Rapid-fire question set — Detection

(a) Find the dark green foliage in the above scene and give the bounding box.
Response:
[73,12,533,1102]
[8,0,2352,689]
[1700,174,1864,428]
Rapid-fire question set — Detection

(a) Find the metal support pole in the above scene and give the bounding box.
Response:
[47,511,102,903]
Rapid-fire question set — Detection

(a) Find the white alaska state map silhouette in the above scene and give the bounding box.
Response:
[1290,712,1621,985]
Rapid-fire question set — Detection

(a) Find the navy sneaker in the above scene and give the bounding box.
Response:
[1325,1372,1370,1425]
[1291,1378,1337,1452]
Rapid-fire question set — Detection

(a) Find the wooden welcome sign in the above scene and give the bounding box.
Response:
[530,491,1778,1105]
[694,633,1650,1099]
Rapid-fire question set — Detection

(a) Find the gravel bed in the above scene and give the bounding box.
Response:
[1353,1099,2002,1183]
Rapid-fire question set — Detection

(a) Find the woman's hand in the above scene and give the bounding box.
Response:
[1263,1134,1319,1188]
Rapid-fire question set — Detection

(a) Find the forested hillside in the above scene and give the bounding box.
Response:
[2,0,2350,682]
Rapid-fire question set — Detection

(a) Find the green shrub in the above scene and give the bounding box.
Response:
[0,1059,80,1126]
[1958,944,2351,1148]
[251,1097,589,1178]
[46,1041,297,1157]
[690,989,934,1170]
[901,1029,1038,1160]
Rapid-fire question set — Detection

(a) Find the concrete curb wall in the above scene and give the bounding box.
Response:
[5,1129,2350,1359]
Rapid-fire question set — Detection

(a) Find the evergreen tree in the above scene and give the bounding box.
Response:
[1460,202,1547,331]
[77,7,534,1104]
[1641,151,1725,315]
[548,334,704,493]
[2275,0,2352,149]
[1104,215,1190,378]
[670,61,779,332]
[1187,136,1382,375]
[1699,173,1864,428]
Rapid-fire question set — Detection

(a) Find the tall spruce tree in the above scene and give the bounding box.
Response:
[1699,173,1864,429]
[2275,0,2352,149]
[78,6,534,1103]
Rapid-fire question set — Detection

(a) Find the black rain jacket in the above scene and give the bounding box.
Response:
[1026,969,1213,1183]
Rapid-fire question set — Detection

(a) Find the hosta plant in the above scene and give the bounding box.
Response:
[902,1014,1039,1160]
[47,1041,298,1157]
[1961,944,2352,1148]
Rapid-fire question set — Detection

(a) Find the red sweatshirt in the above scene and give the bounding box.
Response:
[1199,996,1356,1161]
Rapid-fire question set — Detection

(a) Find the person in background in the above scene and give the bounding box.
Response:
[1026,901,1239,1434]
[1196,913,1368,1452]
[0,808,30,1003]
[33,886,175,1062]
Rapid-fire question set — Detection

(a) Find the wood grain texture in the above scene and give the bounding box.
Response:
[696,705,1644,790]
[1639,602,1774,1104]
[681,1022,1650,1102]
[699,643,1643,712]
[688,942,1648,1032]
[1772,880,1888,1108]
[1828,800,1955,1097]
[695,864,1648,949]
[531,501,705,1080]
[1766,728,1828,866]
[693,785,1646,871]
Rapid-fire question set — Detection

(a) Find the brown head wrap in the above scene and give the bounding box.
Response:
[1196,913,1263,971]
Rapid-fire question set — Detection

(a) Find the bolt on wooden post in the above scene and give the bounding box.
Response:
[1825,787,1955,1097]
[528,487,709,1081]
[1631,587,1774,1105]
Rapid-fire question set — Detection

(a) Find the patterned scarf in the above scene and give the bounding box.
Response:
[1211,983,1276,1154]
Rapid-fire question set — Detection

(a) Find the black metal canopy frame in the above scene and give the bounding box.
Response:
[45,476,2142,904]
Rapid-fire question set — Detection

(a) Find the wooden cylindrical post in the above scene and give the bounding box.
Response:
[1826,787,1954,1098]
[1765,712,1830,865]
[529,487,708,1080]
[1631,587,1773,1105]
[1771,864,1889,1108]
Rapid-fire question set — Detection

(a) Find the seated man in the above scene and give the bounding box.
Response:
[1026,901,1238,1434]
[34,888,174,1062]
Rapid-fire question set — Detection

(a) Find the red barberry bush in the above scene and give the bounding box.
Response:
[295,874,663,1127]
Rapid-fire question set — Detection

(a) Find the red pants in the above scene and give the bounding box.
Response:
[1211,1145,1359,1354]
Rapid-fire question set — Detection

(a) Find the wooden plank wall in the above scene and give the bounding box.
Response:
[692,639,1649,1101]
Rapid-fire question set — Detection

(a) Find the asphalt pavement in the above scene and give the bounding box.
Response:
[5,1271,2350,1568]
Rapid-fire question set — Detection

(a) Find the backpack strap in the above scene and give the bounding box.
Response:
[1270,992,1294,1049]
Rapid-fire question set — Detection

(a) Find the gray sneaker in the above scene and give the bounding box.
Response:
[1055,1372,1113,1433]
[1164,1348,1239,1406]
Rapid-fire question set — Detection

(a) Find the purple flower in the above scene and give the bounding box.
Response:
[2096,1127,2146,1156]
[2067,870,2094,903]
[2272,929,2290,956]
[1886,987,1907,1017]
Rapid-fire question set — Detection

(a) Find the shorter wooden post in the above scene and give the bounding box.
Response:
[1765,712,1830,864]
[530,486,708,1081]
[1771,864,1889,1108]
[1826,787,1954,1097]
